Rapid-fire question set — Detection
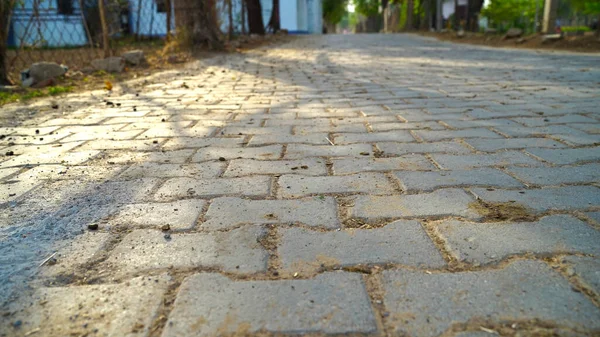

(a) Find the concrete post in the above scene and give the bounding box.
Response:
[436,0,442,31]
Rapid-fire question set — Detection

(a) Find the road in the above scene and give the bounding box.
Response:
[1,34,600,336]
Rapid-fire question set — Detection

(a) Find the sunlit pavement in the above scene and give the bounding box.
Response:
[1,34,600,336]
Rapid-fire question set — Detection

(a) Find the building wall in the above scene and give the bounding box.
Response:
[129,0,174,37]
[280,0,322,34]
[10,0,88,47]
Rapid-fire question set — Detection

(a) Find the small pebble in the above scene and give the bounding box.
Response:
[161,224,171,231]
[87,224,99,230]
[218,157,226,161]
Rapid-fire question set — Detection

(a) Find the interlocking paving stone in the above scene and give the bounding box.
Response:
[279,172,396,197]
[7,275,169,337]
[155,176,271,199]
[223,158,327,177]
[248,133,330,145]
[284,144,373,159]
[506,163,600,185]
[471,186,600,212]
[332,155,435,174]
[108,200,206,229]
[369,121,446,131]
[431,151,542,169]
[562,256,600,295]
[376,141,471,156]
[465,138,567,152]
[161,272,378,336]
[101,149,195,164]
[192,145,283,161]
[437,215,600,264]
[513,115,597,127]
[382,261,600,337]
[39,232,110,277]
[350,188,478,219]
[161,137,244,150]
[526,147,600,165]
[395,168,522,191]
[585,211,600,224]
[279,220,445,270]
[415,128,502,141]
[105,226,268,274]
[203,197,339,230]
[119,162,224,179]
[333,131,415,144]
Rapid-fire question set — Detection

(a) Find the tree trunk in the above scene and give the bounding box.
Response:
[0,0,13,84]
[406,0,414,31]
[227,0,233,39]
[98,0,110,57]
[166,0,172,41]
[191,0,223,49]
[245,0,265,35]
[266,0,280,33]
[241,0,247,34]
[453,0,458,29]
[597,14,600,37]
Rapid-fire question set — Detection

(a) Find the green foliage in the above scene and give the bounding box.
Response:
[571,0,600,15]
[561,26,592,32]
[353,0,379,17]
[323,0,348,24]
[481,0,537,26]
[0,86,73,106]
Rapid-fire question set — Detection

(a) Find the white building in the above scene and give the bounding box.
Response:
[280,0,323,34]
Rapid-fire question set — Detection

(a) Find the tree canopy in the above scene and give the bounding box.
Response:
[353,0,380,17]
[323,0,348,24]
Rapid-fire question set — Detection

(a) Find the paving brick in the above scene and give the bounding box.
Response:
[109,200,206,230]
[431,151,542,169]
[8,274,169,337]
[295,123,368,133]
[192,145,282,161]
[40,232,110,277]
[333,155,435,174]
[562,256,600,295]
[395,168,522,191]
[333,131,415,144]
[350,188,478,219]
[78,139,164,151]
[437,215,600,264]
[155,176,270,200]
[203,197,339,230]
[280,220,445,270]
[513,115,598,127]
[369,121,446,131]
[442,119,522,129]
[377,141,471,156]
[471,186,600,212]
[248,133,329,145]
[101,149,195,164]
[585,211,600,224]
[415,128,502,141]
[161,137,244,150]
[224,158,327,177]
[1,150,100,168]
[507,163,600,185]
[525,147,600,164]
[16,164,123,181]
[105,226,268,274]
[222,126,291,135]
[161,272,377,337]
[279,173,395,198]
[465,138,566,152]
[382,261,600,337]
[284,144,373,159]
[119,162,224,179]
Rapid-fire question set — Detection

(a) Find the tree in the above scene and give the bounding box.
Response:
[245,0,265,35]
[1,0,17,85]
[482,0,538,31]
[323,0,347,33]
[266,0,280,32]
[571,0,600,36]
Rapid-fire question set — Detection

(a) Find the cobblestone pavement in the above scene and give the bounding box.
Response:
[1,34,600,336]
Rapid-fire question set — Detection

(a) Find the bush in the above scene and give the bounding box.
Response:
[561,26,592,33]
